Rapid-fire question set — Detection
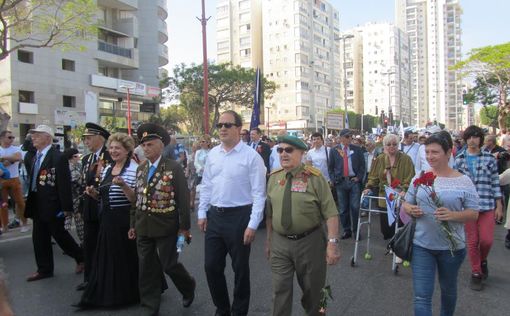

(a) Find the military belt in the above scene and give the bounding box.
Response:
[281,225,320,241]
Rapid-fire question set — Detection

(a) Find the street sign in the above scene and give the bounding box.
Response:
[326,113,343,130]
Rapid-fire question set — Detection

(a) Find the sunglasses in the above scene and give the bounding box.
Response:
[277,147,295,154]
[216,123,237,129]
[7,136,15,139]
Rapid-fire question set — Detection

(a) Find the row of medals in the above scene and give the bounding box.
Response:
[140,172,175,211]
[40,171,56,186]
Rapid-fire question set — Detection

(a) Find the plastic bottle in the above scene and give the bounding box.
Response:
[176,234,185,253]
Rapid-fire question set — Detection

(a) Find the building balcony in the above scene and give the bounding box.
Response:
[115,16,138,37]
[158,19,168,43]
[96,41,138,68]
[157,0,168,18]
[159,43,169,67]
[98,0,137,10]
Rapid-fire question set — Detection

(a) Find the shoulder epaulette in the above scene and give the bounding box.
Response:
[304,165,321,177]
[270,168,284,176]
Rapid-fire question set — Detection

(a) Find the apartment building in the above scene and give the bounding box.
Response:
[395,0,463,129]
[0,0,167,140]
[262,0,341,131]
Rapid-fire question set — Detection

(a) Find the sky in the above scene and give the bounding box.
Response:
[165,0,508,72]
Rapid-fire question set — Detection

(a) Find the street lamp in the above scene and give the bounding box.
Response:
[336,34,354,128]
[265,104,272,135]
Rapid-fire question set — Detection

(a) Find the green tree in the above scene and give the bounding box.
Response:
[148,106,184,134]
[0,0,98,60]
[453,42,510,130]
[168,63,276,135]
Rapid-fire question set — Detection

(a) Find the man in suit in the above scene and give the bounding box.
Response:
[24,125,83,281]
[76,123,111,291]
[328,129,366,239]
[249,127,271,174]
[129,123,195,316]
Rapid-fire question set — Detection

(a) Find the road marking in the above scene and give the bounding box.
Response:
[0,234,32,244]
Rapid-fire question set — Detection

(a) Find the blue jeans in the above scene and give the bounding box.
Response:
[411,244,466,316]
[335,180,361,234]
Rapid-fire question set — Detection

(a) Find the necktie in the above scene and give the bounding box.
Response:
[31,152,43,192]
[281,172,293,230]
[252,142,257,149]
[147,165,157,181]
[343,146,349,177]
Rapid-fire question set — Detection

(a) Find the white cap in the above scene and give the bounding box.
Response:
[29,125,54,137]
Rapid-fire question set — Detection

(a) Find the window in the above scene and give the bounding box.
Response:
[62,59,75,71]
[240,48,251,57]
[63,95,76,108]
[19,90,35,103]
[18,50,33,64]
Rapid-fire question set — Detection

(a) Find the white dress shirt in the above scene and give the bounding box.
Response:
[400,142,420,172]
[198,141,267,229]
[305,145,330,182]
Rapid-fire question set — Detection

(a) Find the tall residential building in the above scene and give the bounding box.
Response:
[343,23,411,125]
[216,0,263,69]
[395,0,463,129]
[262,0,340,131]
[0,0,167,140]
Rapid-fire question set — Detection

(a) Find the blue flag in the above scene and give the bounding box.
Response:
[250,68,261,130]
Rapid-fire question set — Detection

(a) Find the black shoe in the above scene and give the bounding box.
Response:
[470,273,483,291]
[182,278,196,308]
[71,301,93,310]
[481,260,488,280]
[505,237,510,249]
[215,310,231,316]
[76,281,88,291]
[341,232,352,240]
[7,219,20,229]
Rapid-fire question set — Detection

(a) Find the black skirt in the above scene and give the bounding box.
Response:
[80,204,139,307]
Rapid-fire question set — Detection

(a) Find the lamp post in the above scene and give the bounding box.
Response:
[265,104,272,135]
[335,34,354,128]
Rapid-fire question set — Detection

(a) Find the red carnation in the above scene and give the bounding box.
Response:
[390,178,401,189]
[421,172,436,187]
[389,193,395,201]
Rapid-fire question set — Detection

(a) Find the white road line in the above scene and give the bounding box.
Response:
[0,234,32,244]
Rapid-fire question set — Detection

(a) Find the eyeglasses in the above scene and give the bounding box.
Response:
[277,147,295,154]
[216,123,237,129]
[385,143,398,147]
[7,136,15,139]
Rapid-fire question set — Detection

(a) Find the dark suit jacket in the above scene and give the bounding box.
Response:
[249,141,271,173]
[25,146,73,221]
[80,146,112,222]
[328,144,366,184]
[131,157,190,238]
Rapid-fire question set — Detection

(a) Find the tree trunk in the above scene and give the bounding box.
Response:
[498,88,508,131]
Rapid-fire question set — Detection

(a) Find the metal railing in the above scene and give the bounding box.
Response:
[98,41,132,58]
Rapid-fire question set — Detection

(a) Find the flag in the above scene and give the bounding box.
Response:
[344,112,349,129]
[249,68,261,130]
[384,185,399,226]
[399,120,405,140]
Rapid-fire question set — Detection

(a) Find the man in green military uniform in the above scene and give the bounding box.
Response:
[128,123,195,316]
[266,135,341,316]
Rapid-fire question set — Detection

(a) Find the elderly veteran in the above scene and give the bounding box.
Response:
[129,123,195,316]
[266,135,340,316]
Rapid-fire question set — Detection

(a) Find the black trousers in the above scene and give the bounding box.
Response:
[137,233,194,315]
[83,221,100,281]
[379,207,403,240]
[32,217,83,275]
[205,206,251,316]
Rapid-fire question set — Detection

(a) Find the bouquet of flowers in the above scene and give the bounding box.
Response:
[318,284,333,314]
[413,171,458,256]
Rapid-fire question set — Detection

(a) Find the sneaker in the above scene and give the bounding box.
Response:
[395,256,403,264]
[20,225,31,233]
[8,219,20,229]
[481,260,488,280]
[470,273,483,291]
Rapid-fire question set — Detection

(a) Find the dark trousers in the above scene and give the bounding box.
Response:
[32,217,83,275]
[205,206,251,316]
[137,233,194,315]
[379,207,403,240]
[336,180,361,234]
[83,221,99,281]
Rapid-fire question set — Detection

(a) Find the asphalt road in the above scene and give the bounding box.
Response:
[1,214,509,316]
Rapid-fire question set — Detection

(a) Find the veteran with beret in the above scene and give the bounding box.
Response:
[266,135,341,316]
[77,122,112,291]
[128,123,195,316]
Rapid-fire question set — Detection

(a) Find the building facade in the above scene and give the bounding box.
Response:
[395,0,463,130]
[0,0,167,141]
[262,0,341,131]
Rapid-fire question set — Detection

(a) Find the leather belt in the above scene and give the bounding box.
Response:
[339,176,357,181]
[210,205,251,213]
[281,226,320,241]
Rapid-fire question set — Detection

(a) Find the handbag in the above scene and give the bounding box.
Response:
[387,218,416,261]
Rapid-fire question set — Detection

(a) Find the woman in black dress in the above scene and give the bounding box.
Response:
[77,133,139,308]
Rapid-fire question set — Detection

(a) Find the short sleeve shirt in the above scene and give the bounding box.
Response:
[0,145,22,178]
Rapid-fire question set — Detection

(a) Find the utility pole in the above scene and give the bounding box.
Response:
[198,0,210,134]
[337,34,354,128]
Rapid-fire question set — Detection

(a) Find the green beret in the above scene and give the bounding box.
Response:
[277,135,308,150]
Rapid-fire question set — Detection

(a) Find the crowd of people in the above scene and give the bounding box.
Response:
[0,110,509,316]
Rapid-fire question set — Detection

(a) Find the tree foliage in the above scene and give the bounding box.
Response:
[166,63,277,135]
[0,0,97,61]
[453,42,510,129]
[149,106,184,134]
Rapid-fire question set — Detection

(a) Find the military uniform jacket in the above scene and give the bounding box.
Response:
[130,157,190,238]
[266,164,337,235]
[80,147,112,222]
[25,146,73,221]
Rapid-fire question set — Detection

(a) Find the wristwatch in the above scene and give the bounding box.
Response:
[328,238,339,244]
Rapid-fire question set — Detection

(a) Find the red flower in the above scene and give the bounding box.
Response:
[389,193,395,201]
[414,171,436,187]
[390,178,401,189]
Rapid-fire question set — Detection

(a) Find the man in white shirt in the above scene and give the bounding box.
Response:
[400,130,421,173]
[305,132,330,182]
[198,110,266,316]
[0,130,28,233]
